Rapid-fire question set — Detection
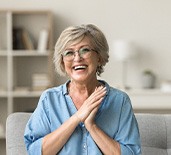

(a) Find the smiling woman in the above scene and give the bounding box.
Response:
[24,24,141,155]
[60,35,101,85]
[54,24,109,77]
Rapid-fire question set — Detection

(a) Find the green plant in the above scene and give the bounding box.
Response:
[143,69,153,75]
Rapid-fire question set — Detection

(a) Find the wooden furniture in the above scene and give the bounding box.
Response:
[0,9,54,154]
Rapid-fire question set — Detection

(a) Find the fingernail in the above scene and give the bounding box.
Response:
[103,87,106,90]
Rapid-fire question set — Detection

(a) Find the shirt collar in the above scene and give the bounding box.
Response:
[62,80,70,95]
[62,79,110,96]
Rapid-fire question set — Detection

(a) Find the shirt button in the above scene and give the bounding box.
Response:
[83,143,87,149]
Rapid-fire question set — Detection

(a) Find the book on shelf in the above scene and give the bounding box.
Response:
[32,73,50,91]
[13,27,35,50]
[37,29,49,53]
[13,27,25,50]
[22,29,35,50]
[14,86,30,92]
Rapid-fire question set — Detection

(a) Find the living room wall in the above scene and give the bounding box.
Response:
[1,0,171,89]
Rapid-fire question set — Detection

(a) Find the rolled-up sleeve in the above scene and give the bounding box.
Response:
[115,94,141,155]
[24,91,51,155]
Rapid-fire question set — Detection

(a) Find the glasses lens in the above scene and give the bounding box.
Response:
[63,50,74,61]
[79,47,91,57]
[63,50,74,57]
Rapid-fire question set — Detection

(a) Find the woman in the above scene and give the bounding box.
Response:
[24,24,141,155]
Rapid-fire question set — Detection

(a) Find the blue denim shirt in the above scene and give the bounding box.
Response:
[24,80,141,155]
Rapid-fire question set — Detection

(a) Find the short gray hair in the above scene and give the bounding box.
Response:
[53,24,109,76]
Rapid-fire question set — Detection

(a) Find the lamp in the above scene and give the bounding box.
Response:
[112,40,136,90]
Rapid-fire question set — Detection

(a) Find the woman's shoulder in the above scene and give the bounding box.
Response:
[100,80,129,98]
[110,86,128,97]
[40,83,66,98]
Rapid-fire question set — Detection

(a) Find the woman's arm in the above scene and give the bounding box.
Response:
[88,124,121,155]
[42,114,80,155]
[84,107,121,155]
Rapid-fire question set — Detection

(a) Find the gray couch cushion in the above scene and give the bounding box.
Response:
[135,114,171,155]
[166,116,171,149]
[6,112,171,155]
[142,147,167,155]
[6,112,32,155]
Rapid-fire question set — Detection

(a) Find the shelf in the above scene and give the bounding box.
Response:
[132,102,171,110]
[126,89,171,111]
[12,90,43,97]
[0,89,44,97]
[12,50,50,56]
[127,88,171,96]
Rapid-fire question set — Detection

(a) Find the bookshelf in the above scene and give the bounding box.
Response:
[0,9,54,154]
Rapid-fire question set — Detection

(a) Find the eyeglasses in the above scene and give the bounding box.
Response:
[62,46,97,62]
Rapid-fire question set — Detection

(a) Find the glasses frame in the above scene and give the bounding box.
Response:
[62,46,97,62]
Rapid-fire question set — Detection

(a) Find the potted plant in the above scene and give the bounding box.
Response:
[142,69,155,88]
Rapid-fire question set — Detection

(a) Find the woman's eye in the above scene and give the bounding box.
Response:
[64,51,74,56]
[80,48,91,53]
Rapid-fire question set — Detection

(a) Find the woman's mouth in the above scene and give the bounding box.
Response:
[73,65,87,70]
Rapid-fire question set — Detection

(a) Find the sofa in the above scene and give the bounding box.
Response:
[6,112,171,155]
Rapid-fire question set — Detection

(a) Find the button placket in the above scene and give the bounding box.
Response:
[81,123,88,153]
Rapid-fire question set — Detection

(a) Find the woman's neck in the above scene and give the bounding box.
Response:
[68,79,100,96]
[68,79,101,109]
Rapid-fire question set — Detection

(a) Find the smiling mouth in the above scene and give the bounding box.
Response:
[73,65,87,70]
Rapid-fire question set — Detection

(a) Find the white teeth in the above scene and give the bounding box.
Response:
[74,66,86,70]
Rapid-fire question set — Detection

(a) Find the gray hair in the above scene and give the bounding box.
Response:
[53,24,109,76]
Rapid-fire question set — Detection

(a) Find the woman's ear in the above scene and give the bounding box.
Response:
[98,55,103,65]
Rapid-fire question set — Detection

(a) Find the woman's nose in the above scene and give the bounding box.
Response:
[73,52,82,61]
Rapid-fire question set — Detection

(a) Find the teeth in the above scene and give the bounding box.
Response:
[74,66,86,70]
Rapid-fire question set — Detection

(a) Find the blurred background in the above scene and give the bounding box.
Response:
[1,0,171,88]
[1,0,171,154]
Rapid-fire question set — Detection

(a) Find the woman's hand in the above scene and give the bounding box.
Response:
[84,105,99,131]
[75,86,106,122]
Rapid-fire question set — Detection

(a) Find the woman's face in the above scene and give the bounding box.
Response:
[63,36,100,83]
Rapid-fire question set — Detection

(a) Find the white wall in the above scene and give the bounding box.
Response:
[1,0,171,88]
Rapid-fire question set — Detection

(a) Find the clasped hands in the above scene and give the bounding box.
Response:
[75,86,107,131]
